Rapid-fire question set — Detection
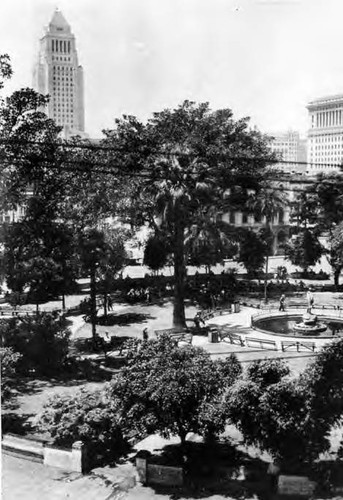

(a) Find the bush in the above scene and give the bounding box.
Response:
[108,336,241,447]
[0,347,22,402]
[37,387,127,466]
[0,313,70,376]
[226,354,343,474]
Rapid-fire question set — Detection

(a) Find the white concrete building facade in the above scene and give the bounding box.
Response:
[269,130,307,174]
[307,94,343,173]
[33,9,85,138]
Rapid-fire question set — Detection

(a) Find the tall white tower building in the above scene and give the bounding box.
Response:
[33,9,85,138]
[307,94,343,174]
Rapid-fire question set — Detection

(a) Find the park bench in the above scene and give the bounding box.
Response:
[288,302,308,309]
[216,308,233,316]
[281,340,316,352]
[245,337,278,350]
[155,328,193,345]
[220,331,245,347]
[0,309,33,316]
[281,340,298,352]
[296,341,316,352]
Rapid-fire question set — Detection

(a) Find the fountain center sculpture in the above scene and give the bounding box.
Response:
[293,311,327,334]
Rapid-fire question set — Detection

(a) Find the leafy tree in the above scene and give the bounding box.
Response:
[3,220,78,312]
[185,218,237,272]
[37,388,126,466]
[330,222,343,287]
[284,228,323,275]
[143,234,170,272]
[0,313,70,376]
[0,347,21,402]
[108,336,241,447]
[77,228,107,339]
[226,359,318,472]
[237,229,266,277]
[247,185,287,301]
[290,174,343,286]
[77,227,127,336]
[97,226,127,318]
[102,101,275,326]
[0,87,63,214]
[0,54,13,90]
[57,137,121,232]
[300,339,343,428]
[227,349,343,473]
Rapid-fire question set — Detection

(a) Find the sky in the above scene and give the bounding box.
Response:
[0,0,342,138]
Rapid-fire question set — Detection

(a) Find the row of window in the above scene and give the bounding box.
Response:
[52,56,71,62]
[52,39,71,53]
[228,211,284,224]
[53,66,73,71]
[311,135,343,143]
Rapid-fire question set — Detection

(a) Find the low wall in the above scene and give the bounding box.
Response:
[44,441,86,473]
[2,434,87,473]
[136,457,183,487]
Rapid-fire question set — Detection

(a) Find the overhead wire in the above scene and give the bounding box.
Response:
[0,137,342,170]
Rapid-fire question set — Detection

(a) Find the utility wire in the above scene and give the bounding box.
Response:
[0,155,340,189]
[0,137,342,169]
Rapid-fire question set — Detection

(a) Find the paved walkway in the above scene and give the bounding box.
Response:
[2,454,124,500]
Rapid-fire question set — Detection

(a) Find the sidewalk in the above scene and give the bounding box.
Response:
[2,454,125,500]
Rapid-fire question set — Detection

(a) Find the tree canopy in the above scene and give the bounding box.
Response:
[102,101,275,325]
[108,336,242,446]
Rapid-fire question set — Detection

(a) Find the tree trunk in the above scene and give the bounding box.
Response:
[334,266,342,289]
[264,255,269,304]
[62,293,66,311]
[103,291,108,319]
[90,266,97,340]
[173,222,186,328]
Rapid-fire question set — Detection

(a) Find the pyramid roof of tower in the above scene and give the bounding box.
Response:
[49,9,71,32]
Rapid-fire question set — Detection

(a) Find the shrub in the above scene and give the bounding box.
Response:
[0,347,22,402]
[108,336,241,447]
[0,313,70,376]
[226,354,343,474]
[37,387,126,466]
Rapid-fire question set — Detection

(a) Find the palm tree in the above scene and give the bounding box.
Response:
[149,156,221,327]
[102,101,276,327]
[247,185,287,302]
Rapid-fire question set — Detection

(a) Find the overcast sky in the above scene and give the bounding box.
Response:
[0,0,342,138]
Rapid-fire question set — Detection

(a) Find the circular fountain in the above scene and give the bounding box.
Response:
[253,311,343,339]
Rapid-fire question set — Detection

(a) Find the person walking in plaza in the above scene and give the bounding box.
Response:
[143,327,149,341]
[307,288,314,312]
[279,294,286,311]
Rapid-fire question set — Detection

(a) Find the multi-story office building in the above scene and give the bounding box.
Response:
[307,94,343,174]
[269,130,307,174]
[33,9,85,138]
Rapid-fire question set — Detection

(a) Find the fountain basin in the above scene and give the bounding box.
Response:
[253,313,343,338]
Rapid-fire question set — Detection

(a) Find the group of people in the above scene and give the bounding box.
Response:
[126,286,156,304]
[279,288,314,311]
